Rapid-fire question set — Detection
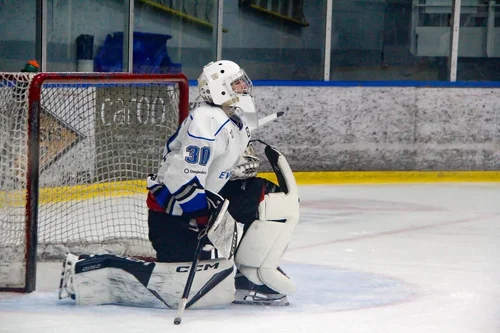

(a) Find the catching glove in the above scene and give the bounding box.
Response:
[231,145,260,180]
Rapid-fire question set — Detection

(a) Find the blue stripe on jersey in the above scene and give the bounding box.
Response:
[214,119,230,136]
[179,192,208,213]
[151,184,173,209]
[229,116,244,130]
[165,126,181,153]
[187,131,216,141]
[172,176,204,197]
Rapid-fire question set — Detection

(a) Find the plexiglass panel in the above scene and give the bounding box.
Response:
[0,0,37,72]
[134,0,217,79]
[331,0,450,81]
[222,0,327,80]
[46,0,128,72]
[457,0,500,80]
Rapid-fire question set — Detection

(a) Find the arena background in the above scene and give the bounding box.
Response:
[2,0,500,183]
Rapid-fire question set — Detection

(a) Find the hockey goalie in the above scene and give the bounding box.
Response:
[58,60,300,310]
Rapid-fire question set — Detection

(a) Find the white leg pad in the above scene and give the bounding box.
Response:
[235,150,299,295]
[238,265,262,285]
[60,254,235,309]
[237,264,295,295]
[236,218,297,295]
[258,267,296,295]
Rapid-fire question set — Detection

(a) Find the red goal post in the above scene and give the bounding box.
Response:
[0,73,189,292]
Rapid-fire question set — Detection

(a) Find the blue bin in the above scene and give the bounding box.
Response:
[94,31,182,74]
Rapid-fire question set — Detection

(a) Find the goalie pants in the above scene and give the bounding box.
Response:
[148,211,211,262]
[219,177,280,227]
[148,177,279,263]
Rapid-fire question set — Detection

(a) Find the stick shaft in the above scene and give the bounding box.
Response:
[173,237,204,324]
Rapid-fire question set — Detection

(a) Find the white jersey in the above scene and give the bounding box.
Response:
[153,102,251,216]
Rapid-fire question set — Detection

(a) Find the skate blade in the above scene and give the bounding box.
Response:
[233,290,289,306]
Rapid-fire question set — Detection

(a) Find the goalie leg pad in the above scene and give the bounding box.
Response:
[59,253,235,309]
[58,253,80,300]
[235,149,299,296]
[235,219,297,295]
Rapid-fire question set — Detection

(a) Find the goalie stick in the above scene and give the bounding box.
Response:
[174,199,232,325]
[249,111,284,131]
[173,235,204,325]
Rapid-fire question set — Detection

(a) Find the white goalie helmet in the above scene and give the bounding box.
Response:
[198,60,258,128]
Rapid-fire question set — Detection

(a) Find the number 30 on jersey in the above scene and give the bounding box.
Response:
[185,145,210,166]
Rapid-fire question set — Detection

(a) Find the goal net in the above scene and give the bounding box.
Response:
[0,73,189,292]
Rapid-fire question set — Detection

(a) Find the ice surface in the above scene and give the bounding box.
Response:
[1,183,499,333]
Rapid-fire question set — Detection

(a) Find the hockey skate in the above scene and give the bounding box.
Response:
[233,273,289,306]
[58,253,80,300]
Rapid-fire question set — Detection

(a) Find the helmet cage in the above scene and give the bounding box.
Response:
[225,70,253,97]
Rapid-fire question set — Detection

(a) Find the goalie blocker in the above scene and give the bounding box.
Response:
[59,145,299,309]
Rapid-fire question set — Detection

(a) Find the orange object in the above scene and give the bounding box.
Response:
[27,60,40,68]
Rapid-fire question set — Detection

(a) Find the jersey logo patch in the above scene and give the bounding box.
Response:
[219,171,231,179]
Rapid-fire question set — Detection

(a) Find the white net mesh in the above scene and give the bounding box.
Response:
[0,73,184,289]
[0,74,31,273]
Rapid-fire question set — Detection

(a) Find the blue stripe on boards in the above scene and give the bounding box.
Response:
[188,79,500,88]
